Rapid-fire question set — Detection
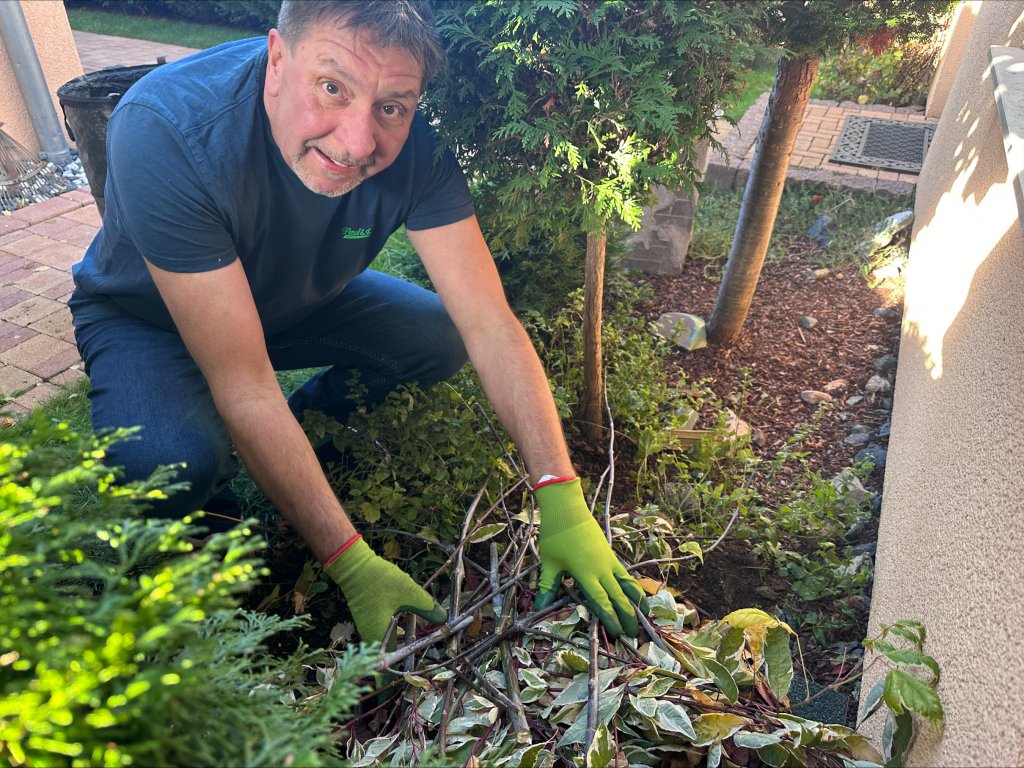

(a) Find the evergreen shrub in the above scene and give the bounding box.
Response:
[0,414,372,767]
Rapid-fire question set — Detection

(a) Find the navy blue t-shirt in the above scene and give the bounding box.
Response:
[70,37,475,336]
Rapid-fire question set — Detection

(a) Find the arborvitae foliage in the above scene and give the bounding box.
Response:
[0,414,373,767]
[421,0,760,256]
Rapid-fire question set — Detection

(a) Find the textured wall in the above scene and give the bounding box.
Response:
[861,1,1024,764]
[927,2,981,119]
[0,0,83,155]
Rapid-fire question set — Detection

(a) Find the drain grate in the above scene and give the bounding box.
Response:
[830,115,936,174]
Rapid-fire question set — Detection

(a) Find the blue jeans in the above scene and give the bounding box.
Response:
[73,270,467,516]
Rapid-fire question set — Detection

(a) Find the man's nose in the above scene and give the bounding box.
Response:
[333,109,376,162]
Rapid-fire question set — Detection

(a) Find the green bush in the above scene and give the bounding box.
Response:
[63,0,280,33]
[814,39,941,107]
[0,414,373,766]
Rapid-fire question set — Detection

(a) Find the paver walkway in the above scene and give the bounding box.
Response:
[0,31,938,417]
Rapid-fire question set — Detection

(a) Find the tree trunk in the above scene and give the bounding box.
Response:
[707,54,820,347]
[582,230,606,443]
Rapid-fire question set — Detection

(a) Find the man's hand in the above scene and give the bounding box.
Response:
[325,536,446,644]
[533,478,650,638]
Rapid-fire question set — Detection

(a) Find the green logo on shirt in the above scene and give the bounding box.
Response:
[341,227,372,240]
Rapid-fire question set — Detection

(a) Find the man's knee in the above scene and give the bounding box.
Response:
[103,429,234,516]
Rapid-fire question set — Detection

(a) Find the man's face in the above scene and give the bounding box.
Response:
[263,23,422,197]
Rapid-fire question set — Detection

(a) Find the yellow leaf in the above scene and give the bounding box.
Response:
[721,608,794,635]
[637,577,664,595]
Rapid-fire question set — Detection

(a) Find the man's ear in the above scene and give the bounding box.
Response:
[265,28,286,98]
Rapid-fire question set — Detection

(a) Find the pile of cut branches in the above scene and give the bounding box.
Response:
[333,480,939,767]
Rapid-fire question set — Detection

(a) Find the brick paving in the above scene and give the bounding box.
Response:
[0,32,939,418]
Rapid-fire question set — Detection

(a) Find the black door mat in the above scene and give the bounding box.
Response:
[830,115,937,174]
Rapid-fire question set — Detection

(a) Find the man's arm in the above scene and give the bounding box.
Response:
[409,216,649,638]
[407,217,573,485]
[145,259,356,561]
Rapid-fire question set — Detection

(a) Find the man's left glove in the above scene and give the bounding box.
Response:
[324,536,447,645]
[533,477,650,638]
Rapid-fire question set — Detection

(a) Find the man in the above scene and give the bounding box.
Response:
[70,0,647,644]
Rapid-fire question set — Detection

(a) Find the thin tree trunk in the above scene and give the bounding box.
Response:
[707,54,820,347]
[582,230,606,443]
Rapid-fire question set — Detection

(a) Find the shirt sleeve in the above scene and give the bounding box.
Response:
[403,118,476,232]
[105,102,238,273]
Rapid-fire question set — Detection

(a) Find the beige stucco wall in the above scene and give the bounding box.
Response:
[926,1,981,119]
[0,0,82,155]
[861,1,1024,764]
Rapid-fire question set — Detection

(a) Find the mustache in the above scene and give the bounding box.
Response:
[304,141,376,169]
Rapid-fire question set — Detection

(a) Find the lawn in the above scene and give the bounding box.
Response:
[66,7,260,49]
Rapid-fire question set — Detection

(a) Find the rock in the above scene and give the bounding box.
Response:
[873,353,898,371]
[838,552,873,577]
[656,312,707,351]
[881,397,893,410]
[850,423,871,434]
[843,431,871,446]
[831,469,873,506]
[725,410,750,440]
[864,375,892,394]
[841,594,872,613]
[854,444,888,470]
[845,395,864,406]
[873,306,901,321]
[849,542,877,558]
[800,390,833,405]
[878,421,891,438]
[754,586,779,602]
[808,215,834,248]
[823,378,848,393]
[812,267,831,280]
[798,315,818,329]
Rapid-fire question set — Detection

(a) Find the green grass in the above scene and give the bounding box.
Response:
[722,63,778,124]
[66,8,258,49]
[689,182,915,274]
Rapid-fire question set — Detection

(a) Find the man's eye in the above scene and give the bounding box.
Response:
[381,104,404,118]
[323,82,340,96]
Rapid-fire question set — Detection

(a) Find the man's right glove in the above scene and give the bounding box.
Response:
[324,535,446,645]
[534,477,649,639]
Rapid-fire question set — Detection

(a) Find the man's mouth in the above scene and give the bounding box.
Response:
[310,146,369,176]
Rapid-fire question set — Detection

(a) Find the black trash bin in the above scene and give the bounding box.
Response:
[57,63,163,217]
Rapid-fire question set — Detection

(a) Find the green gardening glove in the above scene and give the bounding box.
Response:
[325,537,447,645]
[533,478,650,638]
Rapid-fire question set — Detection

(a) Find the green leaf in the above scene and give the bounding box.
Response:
[692,713,748,746]
[647,590,678,621]
[555,649,589,674]
[702,657,739,704]
[520,668,547,689]
[883,711,914,766]
[707,742,722,768]
[636,674,675,698]
[556,688,624,747]
[756,743,794,768]
[882,670,943,722]
[733,731,784,748]
[585,724,615,768]
[469,523,507,543]
[764,625,794,700]
[676,540,703,563]
[879,649,940,683]
[550,667,619,708]
[629,694,657,719]
[860,678,886,723]
[518,742,546,768]
[655,701,696,739]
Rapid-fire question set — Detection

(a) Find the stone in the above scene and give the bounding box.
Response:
[831,469,873,506]
[849,423,870,433]
[656,312,707,351]
[843,431,871,446]
[873,306,901,321]
[878,421,891,438]
[839,552,873,577]
[881,397,893,410]
[845,395,864,406]
[725,409,751,440]
[841,594,872,613]
[864,375,892,394]
[873,353,898,371]
[854,443,888,470]
[812,268,831,280]
[800,390,832,405]
[849,542,877,558]
[798,315,818,329]
[823,378,848,393]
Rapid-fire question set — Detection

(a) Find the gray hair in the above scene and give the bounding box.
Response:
[276,0,445,83]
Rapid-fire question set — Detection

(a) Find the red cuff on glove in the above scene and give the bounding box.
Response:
[323,533,363,568]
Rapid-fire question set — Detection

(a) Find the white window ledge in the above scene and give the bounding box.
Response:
[991,45,1024,218]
